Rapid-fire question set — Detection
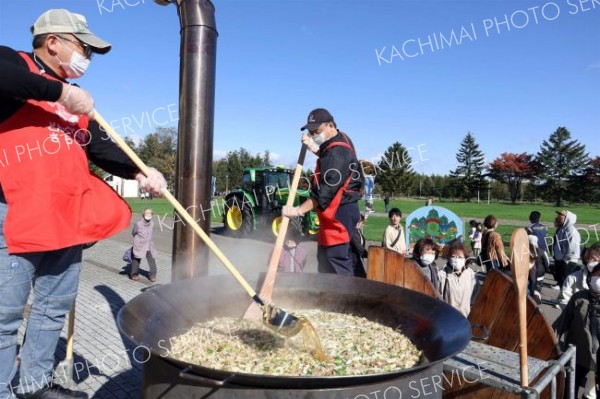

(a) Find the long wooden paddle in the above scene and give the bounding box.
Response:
[243,144,308,320]
[509,227,530,387]
[94,111,306,337]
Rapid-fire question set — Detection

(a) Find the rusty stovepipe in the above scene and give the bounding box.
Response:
[154,0,218,281]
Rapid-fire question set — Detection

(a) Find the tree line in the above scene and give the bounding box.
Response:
[98,125,597,207]
[373,127,598,206]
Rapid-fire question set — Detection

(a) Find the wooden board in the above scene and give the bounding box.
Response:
[366,245,385,282]
[366,246,437,297]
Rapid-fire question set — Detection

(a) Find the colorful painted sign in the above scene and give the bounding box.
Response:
[406,206,464,249]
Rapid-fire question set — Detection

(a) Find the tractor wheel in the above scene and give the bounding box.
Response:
[271,216,282,237]
[304,213,319,237]
[224,197,253,237]
[271,216,303,238]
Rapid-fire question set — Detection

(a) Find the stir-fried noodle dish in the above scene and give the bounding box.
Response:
[169,309,422,376]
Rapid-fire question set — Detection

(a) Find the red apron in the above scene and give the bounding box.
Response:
[0,53,131,253]
[314,135,356,247]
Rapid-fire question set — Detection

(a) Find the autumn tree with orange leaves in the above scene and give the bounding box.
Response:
[488,153,538,204]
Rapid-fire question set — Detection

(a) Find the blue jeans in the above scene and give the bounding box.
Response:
[0,203,82,397]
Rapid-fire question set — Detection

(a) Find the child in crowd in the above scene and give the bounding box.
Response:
[438,240,477,317]
[471,223,483,260]
[468,219,477,242]
[411,238,441,296]
[383,207,406,255]
[277,230,307,273]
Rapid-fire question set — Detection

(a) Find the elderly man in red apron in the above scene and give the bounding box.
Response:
[283,108,364,276]
[0,9,166,399]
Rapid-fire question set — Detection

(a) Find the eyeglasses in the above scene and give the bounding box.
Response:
[55,35,93,59]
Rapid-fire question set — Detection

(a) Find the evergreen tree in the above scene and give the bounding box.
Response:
[536,126,588,207]
[374,142,416,197]
[212,148,272,194]
[566,156,600,205]
[449,132,486,202]
[138,127,177,190]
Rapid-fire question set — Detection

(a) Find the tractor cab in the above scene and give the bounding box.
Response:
[223,166,318,238]
[242,167,292,209]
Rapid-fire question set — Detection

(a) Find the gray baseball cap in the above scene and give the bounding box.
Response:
[31,9,111,54]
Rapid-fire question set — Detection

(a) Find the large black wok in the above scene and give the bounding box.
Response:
[117,273,470,389]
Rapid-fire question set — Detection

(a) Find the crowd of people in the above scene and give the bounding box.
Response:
[376,206,595,397]
[0,7,595,398]
[283,178,595,397]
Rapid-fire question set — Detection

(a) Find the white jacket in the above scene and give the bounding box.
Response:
[439,266,476,317]
[553,211,581,263]
[558,268,589,310]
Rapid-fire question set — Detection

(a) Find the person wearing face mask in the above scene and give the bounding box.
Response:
[276,230,307,273]
[438,241,477,317]
[557,243,600,311]
[411,238,441,296]
[553,209,582,290]
[130,209,159,282]
[553,260,600,398]
[282,108,364,276]
[0,9,167,399]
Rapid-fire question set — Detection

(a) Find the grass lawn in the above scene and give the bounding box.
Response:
[127,198,225,223]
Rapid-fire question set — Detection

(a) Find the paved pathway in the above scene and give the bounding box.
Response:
[16,218,565,398]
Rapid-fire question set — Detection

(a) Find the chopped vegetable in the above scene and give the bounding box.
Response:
[169,310,421,376]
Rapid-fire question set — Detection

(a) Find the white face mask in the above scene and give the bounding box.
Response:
[590,276,600,293]
[56,40,90,79]
[144,215,152,222]
[587,261,599,273]
[420,253,435,266]
[312,131,326,146]
[450,257,465,271]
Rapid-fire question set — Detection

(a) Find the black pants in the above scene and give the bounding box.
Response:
[554,260,579,287]
[131,251,157,277]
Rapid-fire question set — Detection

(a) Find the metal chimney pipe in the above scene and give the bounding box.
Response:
[155,0,217,281]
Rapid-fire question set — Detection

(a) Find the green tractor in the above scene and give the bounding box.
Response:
[222,166,319,238]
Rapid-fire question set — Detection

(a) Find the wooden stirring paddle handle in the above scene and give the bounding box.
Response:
[510,227,530,387]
